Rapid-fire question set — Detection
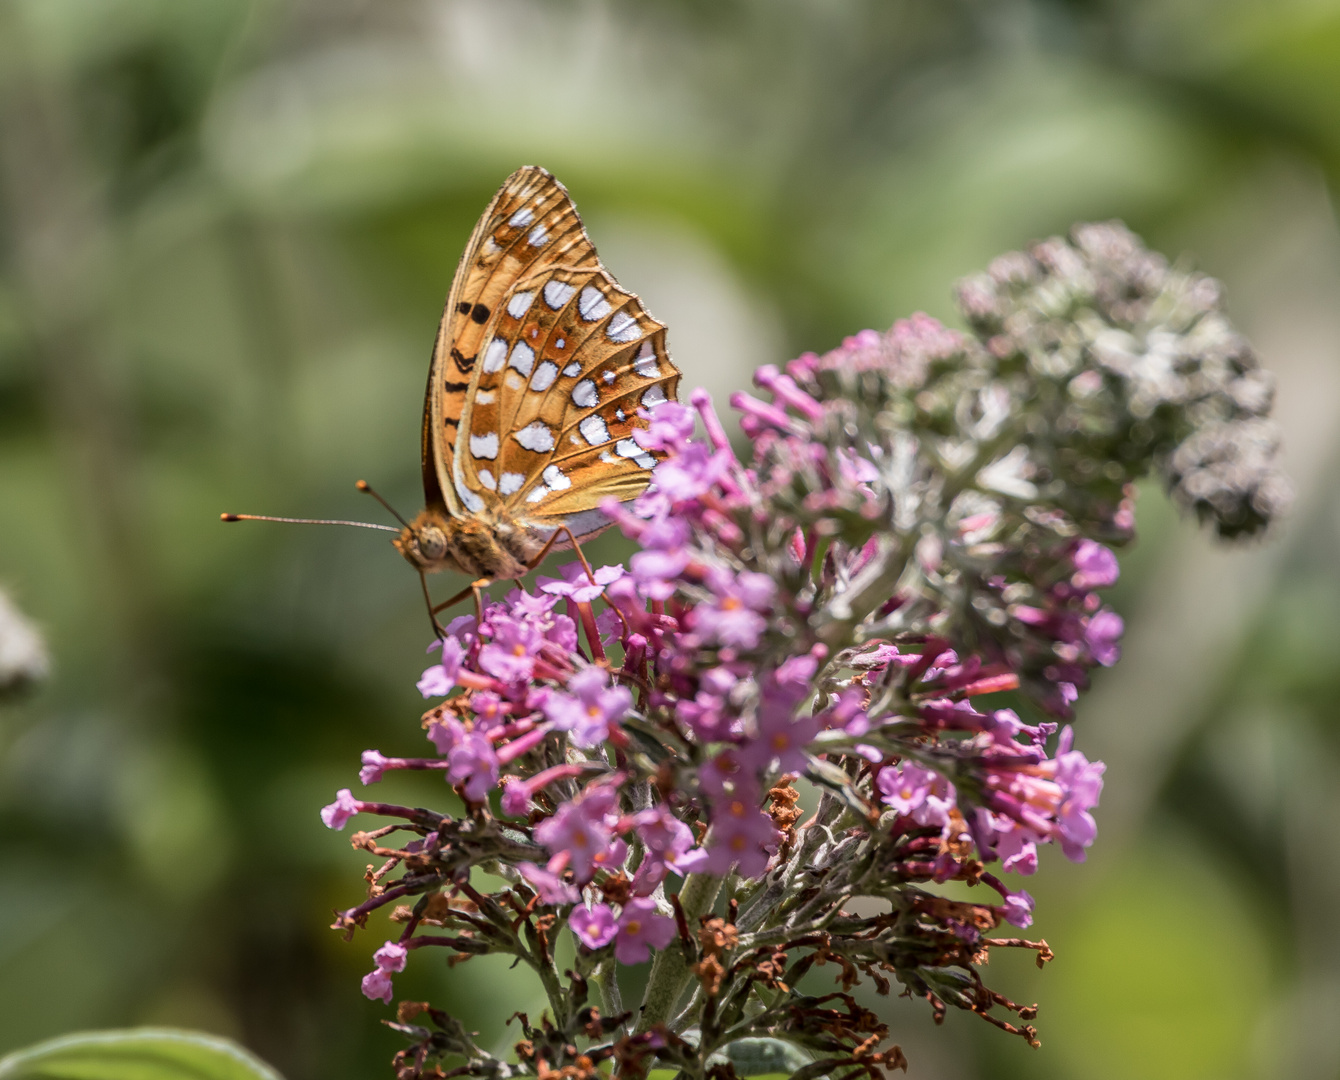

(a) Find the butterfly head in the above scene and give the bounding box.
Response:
[394,509,459,575]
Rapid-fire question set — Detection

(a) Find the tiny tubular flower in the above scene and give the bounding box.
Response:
[417,637,466,698]
[447,731,499,802]
[543,666,632,749]
[518,862,580,905]
[360,750,391,785]
[477,614,544,684]
[1071,539,1119,589]
[533,782,626,884]
[614,898,677,965]
[537,562,624,604]
[361,969,393,1004]
[320,789,361,831]
[569,903,618,950]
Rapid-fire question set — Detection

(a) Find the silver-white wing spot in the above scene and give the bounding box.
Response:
[572,379,598,408]
[542,464,571,491]
[499,472,525,496]
[509,207,535,227]
[530,361,558,392]
[555,337,566,350]
[616,438,656,469]
[578,286,611,321]
[606,311,640,343]
[514,422,555,453]
[579,415,610,445]
[615,408,626,421]
[562,362,581,377]
[641,385,667,409]
[528,223,549,247]
[507,291,535,318]
[455,475,485,514]
[632,342,658,378]
[526,485,549,504]
[544,281,576,309]
[478,469,497,491]
[482,338,508,374]
[509,342,535,376]
[470,433,499,460]
[475,390,496,405]
[601,371,616,385]
[599,450,617,463]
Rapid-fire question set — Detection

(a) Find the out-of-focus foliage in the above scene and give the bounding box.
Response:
[0,1028,282,1080]
[1,2,1338,1079]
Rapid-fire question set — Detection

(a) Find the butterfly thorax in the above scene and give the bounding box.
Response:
[395,507,543,581]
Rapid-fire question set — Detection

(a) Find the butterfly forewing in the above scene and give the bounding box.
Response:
[458,264,678,514]
[426,167,600,513]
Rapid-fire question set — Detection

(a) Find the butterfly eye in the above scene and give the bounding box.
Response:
[417,526,447,561]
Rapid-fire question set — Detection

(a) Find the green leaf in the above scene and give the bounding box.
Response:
[707,1037,815,1077]
[0,1028,284,1080]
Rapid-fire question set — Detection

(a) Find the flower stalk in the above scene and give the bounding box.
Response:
[636,870,722,1035]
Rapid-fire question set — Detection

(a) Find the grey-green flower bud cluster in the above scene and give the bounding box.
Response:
[958,221,1290,538]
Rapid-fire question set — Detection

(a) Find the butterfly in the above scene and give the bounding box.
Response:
[224,167,679,619]
[390,166,681,605]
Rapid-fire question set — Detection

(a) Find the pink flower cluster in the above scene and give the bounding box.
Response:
[316,224,1286,1080]
[322,372,1124,1010]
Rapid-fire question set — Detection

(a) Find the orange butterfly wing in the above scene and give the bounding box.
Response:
[424,167,599,515]
[430,168,681,544]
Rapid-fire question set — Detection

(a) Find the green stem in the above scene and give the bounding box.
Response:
[595,961,626,1035]
[635,871,721,1033]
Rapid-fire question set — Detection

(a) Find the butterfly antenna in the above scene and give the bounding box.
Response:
[220,513,399,532]
[356,480,414,530]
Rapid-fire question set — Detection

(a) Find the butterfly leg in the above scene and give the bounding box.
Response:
[430,578,492,619]
[525,524,633,642]
[536,530,629,637]
[525,524,600,585]
[470,580,489,625]
[420,571,447,639]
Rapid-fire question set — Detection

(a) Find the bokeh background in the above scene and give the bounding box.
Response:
[3,1,1340,1078]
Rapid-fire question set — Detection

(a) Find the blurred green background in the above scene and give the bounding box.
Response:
[2,1,1340,1078]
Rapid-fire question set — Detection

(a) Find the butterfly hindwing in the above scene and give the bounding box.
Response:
[422,164,682,570]
[425,167,599,514]
[454,264,680,531]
